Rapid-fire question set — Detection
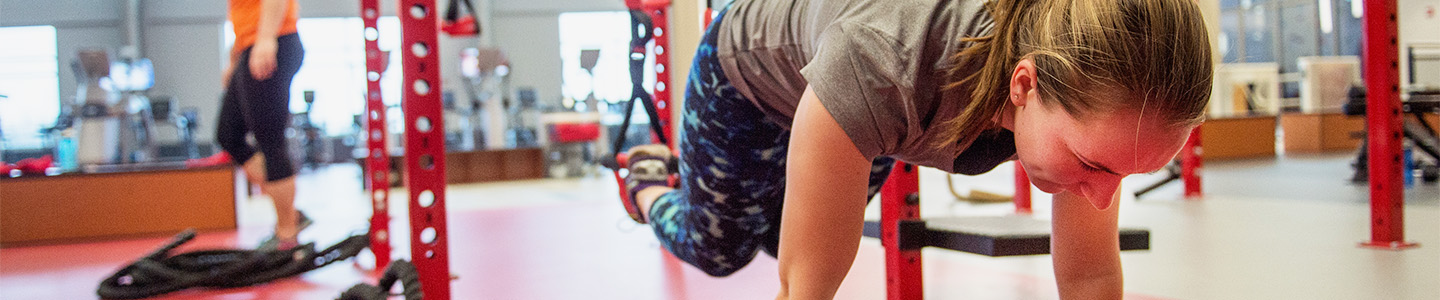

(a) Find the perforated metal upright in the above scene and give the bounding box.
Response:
[1360,0,1417,250]
[359,0,392,272]
[1013,163,1032,214]
[1181,127,1202,199]
[399,0,453,297]
[881,162,922,300]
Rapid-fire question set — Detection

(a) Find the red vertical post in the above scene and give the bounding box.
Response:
[881,162,922,300]
[1014,162,1032,214]
[360,0,391,272]
[1360,0,1417,250]
[1181,127,1203,199]
[400,0,453,298]
[644,0,675,148]
[704,8,714,30]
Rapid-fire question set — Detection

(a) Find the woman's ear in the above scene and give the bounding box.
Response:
[1009,58,1037,107]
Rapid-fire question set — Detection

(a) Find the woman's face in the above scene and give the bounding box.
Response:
[1008,90,1193,210]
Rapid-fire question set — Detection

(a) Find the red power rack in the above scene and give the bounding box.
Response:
[1013,162,1032,214]
[359,0,393,272]
[1360,0,1417,250]
[397,0,453,298]
[880,162,922,300]
[1182,127,1202,199]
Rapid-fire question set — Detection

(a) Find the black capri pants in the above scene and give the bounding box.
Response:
[216,33,304,181]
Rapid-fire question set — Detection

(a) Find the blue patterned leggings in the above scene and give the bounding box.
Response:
[648,10,896,277]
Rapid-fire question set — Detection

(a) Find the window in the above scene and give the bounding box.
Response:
[0,26,60,150]
[1334,0,1363,57]
[1220,0,1363,65]
[1277,2,1318,73]
[1243,1,1275,64]
[1221,12,1242,63]
[225,17,403,136]
[559,11,656,110]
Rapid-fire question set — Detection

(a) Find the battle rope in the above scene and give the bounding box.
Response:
[96,229,369,299]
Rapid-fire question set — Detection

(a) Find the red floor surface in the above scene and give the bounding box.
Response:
[1,200,1169,299]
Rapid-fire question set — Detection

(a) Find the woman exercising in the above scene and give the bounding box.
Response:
[619,0,1212,298]
[216,0,306,250]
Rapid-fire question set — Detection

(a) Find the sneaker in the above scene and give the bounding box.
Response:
[258,211,314,250]
[620,145,676,224]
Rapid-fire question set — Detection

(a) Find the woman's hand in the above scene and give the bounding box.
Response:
[248,39,278,80]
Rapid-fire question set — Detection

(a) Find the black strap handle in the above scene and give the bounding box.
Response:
[443,0,481,35]
[611,9,670,156]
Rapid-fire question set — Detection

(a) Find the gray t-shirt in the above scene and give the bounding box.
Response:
[716,0,1006,174]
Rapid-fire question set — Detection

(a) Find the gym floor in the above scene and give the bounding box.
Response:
[1,153,1436,299]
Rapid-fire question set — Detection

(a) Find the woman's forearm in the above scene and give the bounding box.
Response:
[777,87,873,299]
[1051,191,1123,299]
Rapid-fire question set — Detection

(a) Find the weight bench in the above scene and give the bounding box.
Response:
[862,216,1151,256]
[869,162,1152,299]
[1344,91,1440,182]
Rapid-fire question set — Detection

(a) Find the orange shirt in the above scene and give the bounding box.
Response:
[229,0,300,56]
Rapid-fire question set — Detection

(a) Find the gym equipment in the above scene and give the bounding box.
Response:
[95,230,369,299]
[291,90,331,168]
[457,47,525,150]
[67,49,160,165]
[336,260,424,300]
[360,0,395,272]
[148,97,201,160]
[865,165,1151,257]
[547,116,603,178]
[1357,0,1419,250]
[1343,88,1440,184]
[862,216,1151,257]
[440,0,481,37]
[361,0,454,298]
[623,0,677,149]
[58,49,199,168]
[867,162,1152,299]
[509,88,540,148]
[544,50,605,177]
[600,0,678,214]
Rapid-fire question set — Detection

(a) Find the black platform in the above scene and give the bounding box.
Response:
[862,215,1151,256]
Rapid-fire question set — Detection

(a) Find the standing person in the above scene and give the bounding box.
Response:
[618,0,1213,298]
[216,0,307,250]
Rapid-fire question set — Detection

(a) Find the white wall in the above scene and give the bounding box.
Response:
[491,13,563,107]
[491,0,625,108]
[143,22,226,143]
